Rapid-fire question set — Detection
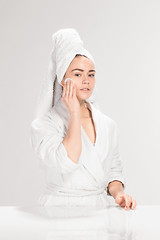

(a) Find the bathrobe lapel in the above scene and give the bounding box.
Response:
[80,136,106,187]
[80,103,106,187]
[53,99,106,187]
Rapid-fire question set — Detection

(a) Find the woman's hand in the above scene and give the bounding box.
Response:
[115,192,137,210]
[62,79,80,115]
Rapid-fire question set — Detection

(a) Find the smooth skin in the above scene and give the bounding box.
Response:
[60,55,95,115]
[60,55,137,210]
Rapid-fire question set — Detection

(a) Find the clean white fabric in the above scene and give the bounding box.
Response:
[34,28,99,120]
[30,98,126,207]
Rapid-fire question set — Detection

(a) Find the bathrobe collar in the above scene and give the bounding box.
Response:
[52,98,106,188]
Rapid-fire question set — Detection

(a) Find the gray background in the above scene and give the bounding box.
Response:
[1,0,160,205]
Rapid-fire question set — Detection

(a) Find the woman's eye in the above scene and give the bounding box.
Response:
[75,73,95,77]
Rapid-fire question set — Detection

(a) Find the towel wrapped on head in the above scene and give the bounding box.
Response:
[35,28,99,119]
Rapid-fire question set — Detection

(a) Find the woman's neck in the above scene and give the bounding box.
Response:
[80,100,92,119]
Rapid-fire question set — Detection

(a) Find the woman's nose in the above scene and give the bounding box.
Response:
[82,74,89,83]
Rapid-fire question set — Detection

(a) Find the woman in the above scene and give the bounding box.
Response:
[30,28,136,210]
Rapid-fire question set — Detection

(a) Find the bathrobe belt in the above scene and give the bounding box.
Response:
[45,183,105,197]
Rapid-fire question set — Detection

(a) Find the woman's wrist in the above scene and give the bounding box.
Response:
[107,181,124,199]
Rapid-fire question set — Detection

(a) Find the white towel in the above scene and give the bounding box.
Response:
[34,28,100,119]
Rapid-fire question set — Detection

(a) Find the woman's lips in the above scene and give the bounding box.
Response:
[80,88,90,92]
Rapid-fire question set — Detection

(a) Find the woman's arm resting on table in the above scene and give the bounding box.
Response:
[107,180,137,210]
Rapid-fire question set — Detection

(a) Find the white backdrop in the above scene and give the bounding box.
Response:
[0,0,160,205]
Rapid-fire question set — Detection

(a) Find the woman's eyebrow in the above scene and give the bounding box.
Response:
[71,68,96,72]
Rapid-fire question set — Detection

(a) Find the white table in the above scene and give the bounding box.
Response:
[0,205,159,239]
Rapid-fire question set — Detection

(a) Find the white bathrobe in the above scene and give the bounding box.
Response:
[30,98,126,207]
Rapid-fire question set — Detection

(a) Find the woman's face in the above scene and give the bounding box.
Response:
[61,56,96,103]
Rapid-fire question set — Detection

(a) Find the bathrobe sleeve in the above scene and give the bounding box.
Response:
[106,121,126,196]
[30,116,82,175]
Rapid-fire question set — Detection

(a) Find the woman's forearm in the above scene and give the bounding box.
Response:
[62,112,82,163]
[107,180,124,199]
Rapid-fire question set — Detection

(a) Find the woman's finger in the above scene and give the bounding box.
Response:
[116,196,127,208]
[130,200,137,210]
[66,80,70,97]
[116,194,131,210]
[72,82,76,98]
[69,80,73,97]
[124,195,133,210]
[73,82,76,97]
[62,81,66,98]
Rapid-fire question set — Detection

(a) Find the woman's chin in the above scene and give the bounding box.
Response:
[78,94,91,101]
[78,91,92,98]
